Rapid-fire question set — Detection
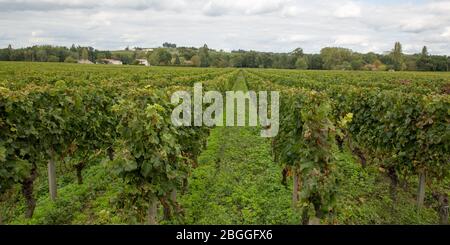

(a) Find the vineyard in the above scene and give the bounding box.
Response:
[0,62,449,224]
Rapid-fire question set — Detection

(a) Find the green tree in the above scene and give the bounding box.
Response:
[174,54,181,65]
[64,56,77,63]
[81,48,89,60]
[417,46,433,71]
[160,50,172,65]
[179,47,197,60]
[70,44,77,52]
[36,49,48,62]
[272,54,295,69]
[351,58,364,70]
[230,53,244,67]
[336,61,352,70]
[430,55,449,71]
[292,47,304,57]
[405,56,417,71]
[256,53,273,68]
[243,51,258,68]
[295,57,308,70]
[150,48,172,65]
[391,42,405,71]
[373,59,386,71]
[47,55,59,62]
[191,55,201,67]
[320,47,353,70]
[209,52,227,67]
[307,54,323,70]
[6,44,13,61]
[363,52,378,64]
[162,42,176,48]
[199,44,210,67]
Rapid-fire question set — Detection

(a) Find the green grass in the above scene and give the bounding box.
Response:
[333,152,439,224]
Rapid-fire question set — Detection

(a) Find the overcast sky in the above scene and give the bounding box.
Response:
[0,0,449,54]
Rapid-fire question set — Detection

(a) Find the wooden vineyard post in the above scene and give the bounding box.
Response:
[170,189,177,203]
[0,197,3,224]
[148,196,158,225]
[438,194,448,225]
[292,171,299,209]
[417,170,426,208]
[170,189,178,217]
[47,156,57,201]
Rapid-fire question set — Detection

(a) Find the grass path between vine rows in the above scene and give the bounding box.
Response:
[178,72,297,224]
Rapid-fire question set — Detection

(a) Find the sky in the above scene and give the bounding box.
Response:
[0,0,449,54]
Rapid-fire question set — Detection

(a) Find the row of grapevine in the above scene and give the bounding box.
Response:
[0,62,233,91]
[247,69,449,223]
[251,69,450,94]
[0,82,119,217]
[0,64,238,223]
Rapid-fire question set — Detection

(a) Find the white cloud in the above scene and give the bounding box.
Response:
[31,30,43,37]
[334,35,368,46]
[442,27,450,38]
[28,29,53,45]
[278,34,314,43]
[120,33,144,43]
[426,0,450,14]
[334,2,361,18]
[87,11,113,28]
[281,5,300,17]
[0,0,188,11]
[202,0,287,16]
[403,43,425,54]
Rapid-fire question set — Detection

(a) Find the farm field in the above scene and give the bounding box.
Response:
[0,62,449,225]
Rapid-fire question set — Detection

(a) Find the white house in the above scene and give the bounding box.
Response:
[99,59,123,65]
[133,48,154,52]
[136,59,150,66]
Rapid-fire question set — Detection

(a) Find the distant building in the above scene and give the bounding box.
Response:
[78,59,94,64]
[99,59,123,65]
[142,48,154,52]
[136,59,150,66]
[133,48,154,52]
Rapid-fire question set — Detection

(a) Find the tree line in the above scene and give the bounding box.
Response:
[0,42,449,71]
